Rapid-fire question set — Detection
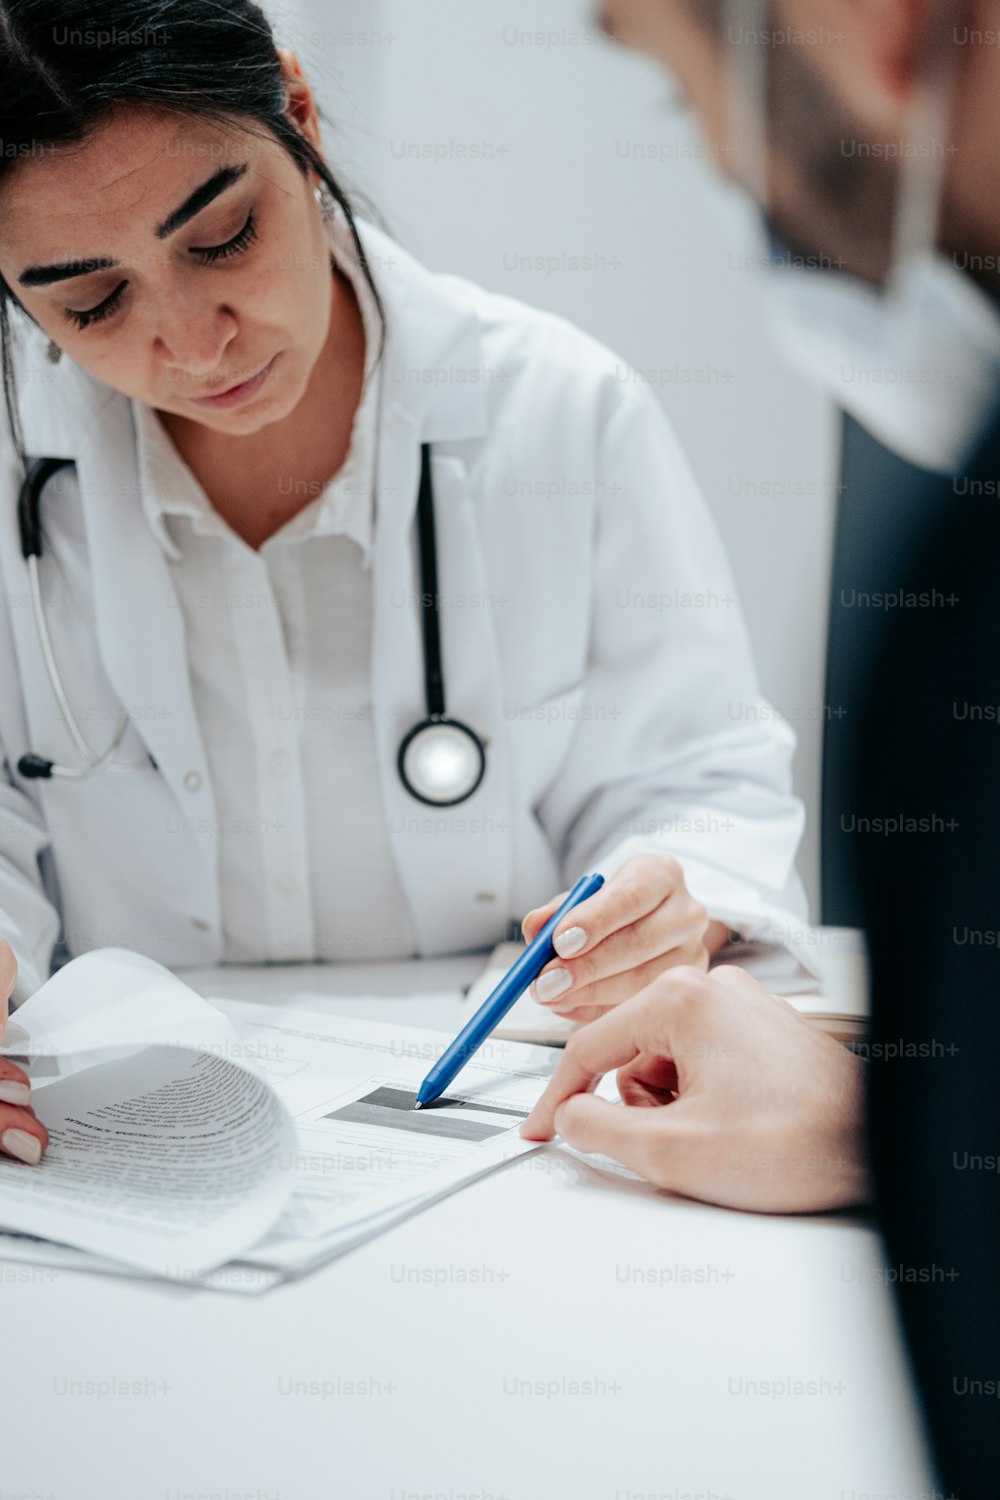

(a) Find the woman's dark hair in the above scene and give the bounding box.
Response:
[0,0,385,472]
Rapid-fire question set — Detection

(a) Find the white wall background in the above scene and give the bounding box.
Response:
[277,0,837,913]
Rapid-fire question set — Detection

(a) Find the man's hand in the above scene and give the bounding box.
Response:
[522,854,730,1022]
[521,964,868,1214]
[0,941,48,1166]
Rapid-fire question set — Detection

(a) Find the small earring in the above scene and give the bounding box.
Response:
[313,182,336,224]
[46,339,62,365]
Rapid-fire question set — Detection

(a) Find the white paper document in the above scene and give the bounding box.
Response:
[0,950,555,1287]
[217,999,552,1273]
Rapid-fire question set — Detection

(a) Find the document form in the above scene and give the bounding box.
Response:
[0,951,555,1285]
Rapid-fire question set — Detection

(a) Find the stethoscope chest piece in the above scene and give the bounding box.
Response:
[397,716,486,807]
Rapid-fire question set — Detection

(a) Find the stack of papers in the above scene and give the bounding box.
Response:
[0,950,559,1292]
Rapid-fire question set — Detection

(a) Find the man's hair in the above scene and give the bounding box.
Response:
[679,0,897,272]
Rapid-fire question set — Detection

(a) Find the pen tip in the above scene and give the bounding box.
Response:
[413,1101,422,1110]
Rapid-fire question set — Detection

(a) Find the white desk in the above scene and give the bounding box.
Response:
[2,952,934,1500]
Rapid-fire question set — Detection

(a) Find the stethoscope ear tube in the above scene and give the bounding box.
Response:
[18,456,73,559]
[16,753,56,780]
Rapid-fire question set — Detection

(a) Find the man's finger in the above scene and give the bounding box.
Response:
[521,969,709,1140]
[554,1093,688,1187]
[521,990,662,1139]
[617,1053,679,1104]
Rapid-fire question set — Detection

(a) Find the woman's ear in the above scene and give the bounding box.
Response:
[275,46,323,157]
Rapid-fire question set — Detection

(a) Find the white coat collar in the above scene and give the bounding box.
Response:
[353,217,491,443]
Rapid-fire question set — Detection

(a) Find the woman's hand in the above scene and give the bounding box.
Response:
[521,964,869,1214]
[522,853,730,1022]
[0,942,48,1167]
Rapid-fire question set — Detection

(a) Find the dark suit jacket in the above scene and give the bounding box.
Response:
[826,412,1000,1496]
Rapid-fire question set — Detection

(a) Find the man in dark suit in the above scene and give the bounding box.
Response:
[845,406,1000,1499]
[525,2,1000,1493]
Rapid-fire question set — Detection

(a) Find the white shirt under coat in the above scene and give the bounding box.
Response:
[132,240,416,963]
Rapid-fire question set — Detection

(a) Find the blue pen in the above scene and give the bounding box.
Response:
[414,872,605,1109]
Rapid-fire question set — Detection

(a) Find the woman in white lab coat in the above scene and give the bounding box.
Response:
[0,1,812,1165]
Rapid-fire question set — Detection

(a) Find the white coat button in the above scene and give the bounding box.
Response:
[275,875,299,897]
[183,770,202,792]
[269,749,291,776]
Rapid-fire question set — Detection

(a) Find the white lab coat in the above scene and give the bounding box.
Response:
[0,221,813,1002]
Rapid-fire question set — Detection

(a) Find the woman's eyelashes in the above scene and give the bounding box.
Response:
[62,209,260,330]
[64,280,126,330]
[190,209,259,264]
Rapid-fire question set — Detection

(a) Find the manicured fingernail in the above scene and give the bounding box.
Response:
[535,969,572,1002]
[2,1128,41,1165]
[0,1081,30,1106]
[554,926,587,958]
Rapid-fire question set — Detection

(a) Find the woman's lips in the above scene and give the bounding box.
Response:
[189,355,276,409]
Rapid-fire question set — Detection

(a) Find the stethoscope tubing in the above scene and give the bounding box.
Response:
[26,554,136,777]
[15,444,489,801]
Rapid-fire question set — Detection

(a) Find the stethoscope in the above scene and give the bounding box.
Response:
[15,443,488,807]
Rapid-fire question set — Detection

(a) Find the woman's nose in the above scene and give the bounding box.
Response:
[155,302,239,382]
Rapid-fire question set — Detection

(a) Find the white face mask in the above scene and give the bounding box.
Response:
[714,0,1000,474]
[764,239,1000,474]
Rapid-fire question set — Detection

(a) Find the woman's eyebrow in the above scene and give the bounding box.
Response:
[153,161,249,240]
[18,161,250,287]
